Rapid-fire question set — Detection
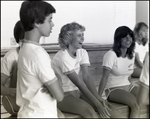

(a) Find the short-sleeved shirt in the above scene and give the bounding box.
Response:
[139,52,149,86]
[17,42,58,118]
[1,48,18,77]
[135,42,148,63]
[1,48,19,87]
[102,50,135,89]
[52,49,90,92]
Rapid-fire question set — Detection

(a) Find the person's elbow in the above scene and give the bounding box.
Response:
[53,88,64,102]
[55,93,64,102]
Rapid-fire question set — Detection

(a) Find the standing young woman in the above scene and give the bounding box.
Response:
[52,22,124,118]
[98,26,140,118]
[17,1,64,118]
[131,22,148,78]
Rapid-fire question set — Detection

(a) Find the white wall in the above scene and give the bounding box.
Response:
[1,1,136,48]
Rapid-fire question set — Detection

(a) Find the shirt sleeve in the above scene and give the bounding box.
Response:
[59,57,75,74]
[1,53,16,76]
[34,50,57,84]
[102,50,116,69]
[80,49,90,66]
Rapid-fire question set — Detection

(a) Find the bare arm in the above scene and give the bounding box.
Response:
[98,67,111,97]
[1,73,16,97]
[67,71,110,117]
[135,53,143,68]
[81,65,103,102]
[67,72,100,105]
[44,79,64,102]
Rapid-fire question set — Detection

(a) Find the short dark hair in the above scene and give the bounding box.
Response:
[13,20,25,43]
[134,22,148,46]
[20,1,56,31]
[113,26,135,59]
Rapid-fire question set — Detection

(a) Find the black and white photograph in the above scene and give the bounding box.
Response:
[1,1,149,118]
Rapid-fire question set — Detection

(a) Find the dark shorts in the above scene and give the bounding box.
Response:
[64,90,81,98]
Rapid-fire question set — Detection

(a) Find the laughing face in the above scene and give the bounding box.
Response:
[121,34,133,48]
[70,30,84,49]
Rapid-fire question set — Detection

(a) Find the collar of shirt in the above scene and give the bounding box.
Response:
[20,39,41,47]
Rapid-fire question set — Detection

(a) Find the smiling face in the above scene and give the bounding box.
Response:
[38,13,54,37]
[138,26,148,39]
[121,34,133,48]
[70,30,84,50]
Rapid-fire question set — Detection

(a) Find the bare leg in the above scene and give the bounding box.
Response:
[57,95,99,118]
[136,83,149,106]
[80,94,126,118]
[130,86,140,97]
[108,89,140,118]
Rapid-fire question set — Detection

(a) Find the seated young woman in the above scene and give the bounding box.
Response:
[98,26,140,118]
[1,20,24,116]
[131,22,149,78]
[52,22,125,118]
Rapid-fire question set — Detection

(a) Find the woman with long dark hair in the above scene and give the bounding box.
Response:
[98,26,140,118]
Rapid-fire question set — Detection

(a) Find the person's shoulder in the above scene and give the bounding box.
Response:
[54,49,68,58]
[103,49,117,60]
[4,47,18,58]
[26,45,47,60]
[105,49,116,56]
[78,48,87,52]
[35,46,49,57]
[77,48,88,55]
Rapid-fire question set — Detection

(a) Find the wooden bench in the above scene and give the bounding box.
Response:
[1,43,149,118]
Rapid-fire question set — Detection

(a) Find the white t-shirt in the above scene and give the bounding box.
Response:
[17,42,58,118]
[102,50,135,89]
[52,49,90,92]
[135,42,149,63]
[1,48,19,87]
[1,48,18,77]
[139,52,149,86]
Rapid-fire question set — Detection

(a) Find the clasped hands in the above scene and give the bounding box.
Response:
[97,98,112,118]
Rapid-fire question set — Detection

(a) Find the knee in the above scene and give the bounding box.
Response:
[80,103,98,118]
[129,100,140,111]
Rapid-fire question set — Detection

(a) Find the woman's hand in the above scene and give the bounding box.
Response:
[41,85,53,97]
[41,85,49,94]
[98,97,111,112]
[102,99,112,112]
[96,102,111,118]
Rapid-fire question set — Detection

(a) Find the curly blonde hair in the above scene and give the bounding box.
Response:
[58,22,85,49]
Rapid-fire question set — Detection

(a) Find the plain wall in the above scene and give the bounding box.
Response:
[1,1,148,48]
